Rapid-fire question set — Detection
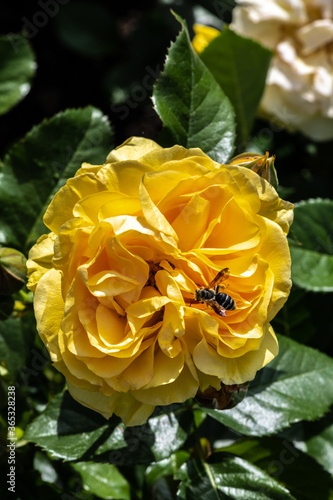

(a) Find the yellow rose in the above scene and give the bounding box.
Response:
[193,1,333,141]
[27,137,293,426]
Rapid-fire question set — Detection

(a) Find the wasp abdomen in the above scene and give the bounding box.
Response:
[215,292,236,310]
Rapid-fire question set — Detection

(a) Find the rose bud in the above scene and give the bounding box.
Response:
[228,151,278,189]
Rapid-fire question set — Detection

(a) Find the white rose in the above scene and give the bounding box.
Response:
[231,0,333,141]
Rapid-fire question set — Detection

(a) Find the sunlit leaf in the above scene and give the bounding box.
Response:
[0,107,113,251]
[94,406,192,465]
[0,35,36,115]
[24,391,110,460]
[202,334,333,436]
[24,391,192,464]
[280,413,333,477]
[153,14,235,163]
[199,28,272,145]
[290,198,333,291]
[72,462,130,500]
[221,437,333,499]
[176,454,294,499]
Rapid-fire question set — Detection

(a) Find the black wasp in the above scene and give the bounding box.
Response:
[193,268,236,317]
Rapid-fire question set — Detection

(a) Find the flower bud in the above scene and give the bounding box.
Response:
[0,247,27,295]
[228,151,278,189]
[195,382,249,410]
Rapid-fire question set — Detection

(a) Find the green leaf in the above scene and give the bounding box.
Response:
[290,198,333,291]
[94,406,192,465]
[24,391,191,464]
[24,391,110,460]
[0,35,36,115]
[280,413,333,477]
[0,106,114,251]
[72,462,130,500]
[149,408,192,461]
[176,454,294,499]
[271,287,333,351]
[153,15,235,163]
[145,451,190,487]
[33,451,59,485]
[299,421,333,478]
[201,334,333,436]
[0,314,35,380]
[199,28,272,145]
[221,437,333,500]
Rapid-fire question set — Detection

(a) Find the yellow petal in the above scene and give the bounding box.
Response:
[59,333,103,385]
[228,165,294,234]
[157,303,184,358]
[96,304,127,343]
[33,268,64,361]
[155,269,184,303]
[27,233,56,291]
[138,145,214,171]
[73,191,141,224]
[112,392,155,426]
[172,194,211,251]
[88,270,140,297]
[193,323,278,384]
[116,342,155,390]
[143,169,195,204]
[126,295,171,318]
[106,136,162,163]
[99,195,141,220]
[44,173,106,233]
[67,380,154,425]
[53,221,92,290]
[192,23,220,54]
[99,161,153,197]
[259,218,292,321]
[95,304,144,358]
[103,215,178,252]
[139,180,179,240]
[133,361,199,405]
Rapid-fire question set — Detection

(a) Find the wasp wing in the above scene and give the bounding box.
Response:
[208,268,230,289]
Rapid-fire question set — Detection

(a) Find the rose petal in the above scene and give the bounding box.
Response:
[106,136,161,163]
[27,233,56,291]
[33,268,64,361]
[44,173,106,233]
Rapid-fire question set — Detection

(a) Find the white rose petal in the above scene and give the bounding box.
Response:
[297,20,333,54]
[235,0,307,24]
[230,0,333,141]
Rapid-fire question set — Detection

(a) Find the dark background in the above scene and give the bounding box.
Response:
[0,0,234,155]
